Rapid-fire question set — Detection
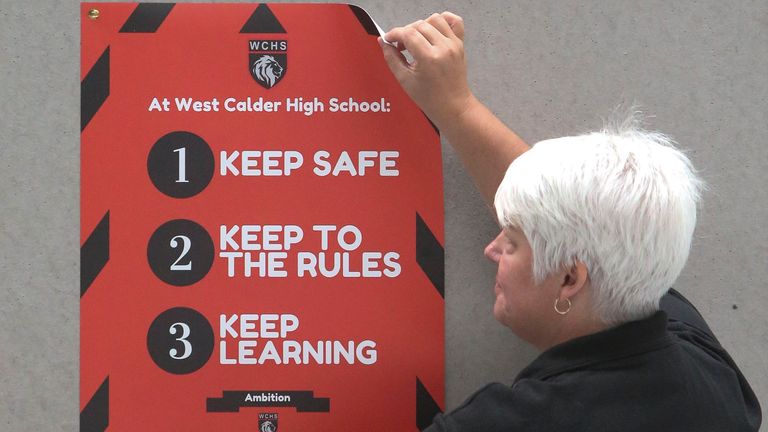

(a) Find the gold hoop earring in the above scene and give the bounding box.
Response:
[554,297,571,315]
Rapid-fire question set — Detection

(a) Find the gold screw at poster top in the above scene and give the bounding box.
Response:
[88,9,100,20]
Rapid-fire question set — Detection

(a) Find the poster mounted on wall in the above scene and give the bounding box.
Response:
[80,3,444,431]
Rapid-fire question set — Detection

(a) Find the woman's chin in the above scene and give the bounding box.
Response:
[492,298,506,323]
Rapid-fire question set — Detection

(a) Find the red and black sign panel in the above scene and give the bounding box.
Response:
[81,3,444,431]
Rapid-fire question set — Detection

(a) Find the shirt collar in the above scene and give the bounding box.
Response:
[515,311,672,381]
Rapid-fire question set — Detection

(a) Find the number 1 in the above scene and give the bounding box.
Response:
[174,147,189,183]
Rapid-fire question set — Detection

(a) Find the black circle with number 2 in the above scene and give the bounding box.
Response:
[147,219,214,286]
[147,307,214,374]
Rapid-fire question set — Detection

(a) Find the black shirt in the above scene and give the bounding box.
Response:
[426,289,762,431]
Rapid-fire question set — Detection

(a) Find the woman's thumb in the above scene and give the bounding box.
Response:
[378,37,410,83]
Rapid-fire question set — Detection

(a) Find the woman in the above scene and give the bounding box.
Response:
[379,13,761,431]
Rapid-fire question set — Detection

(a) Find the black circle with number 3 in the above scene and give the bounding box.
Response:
[147,219,214,286]
[147,131,214,198]
[147,307,214,374]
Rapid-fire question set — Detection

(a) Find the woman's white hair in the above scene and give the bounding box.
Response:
[495,113,704,325]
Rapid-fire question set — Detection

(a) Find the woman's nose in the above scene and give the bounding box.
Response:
[484,233,502,263]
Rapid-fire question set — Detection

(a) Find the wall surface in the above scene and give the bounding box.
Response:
[1,0,765,430]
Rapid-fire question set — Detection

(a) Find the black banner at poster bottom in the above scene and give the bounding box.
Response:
[207,390,330,413]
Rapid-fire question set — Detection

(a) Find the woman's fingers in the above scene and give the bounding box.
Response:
[426,13,454,39]
[379,11,470,127]
[441,12,465,40]
[415,20,449,45]
[385,25,432,58]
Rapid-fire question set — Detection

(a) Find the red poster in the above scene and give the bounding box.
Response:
[80,3,444,431]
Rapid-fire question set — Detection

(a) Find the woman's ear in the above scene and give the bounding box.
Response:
[560,261,589,299]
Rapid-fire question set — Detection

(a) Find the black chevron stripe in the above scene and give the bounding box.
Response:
[80,47,109,132]
[119,3,175,33]
[348,5,378,36]
[81,211,109,297]
[80,377,109,432]
[416,213,445,298]
[416,378,442,431]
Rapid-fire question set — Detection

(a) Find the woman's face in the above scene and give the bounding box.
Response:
[484,228,563,348]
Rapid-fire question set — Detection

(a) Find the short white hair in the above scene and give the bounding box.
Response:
[495,115,704,325]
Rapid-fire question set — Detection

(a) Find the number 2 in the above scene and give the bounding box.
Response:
[170,235,192,271]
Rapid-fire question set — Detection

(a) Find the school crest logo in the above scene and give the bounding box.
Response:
[249,40,287,89]
[258,412,279,432]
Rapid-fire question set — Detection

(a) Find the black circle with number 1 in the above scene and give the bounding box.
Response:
[147,219,214,286]
[147,307,214,374]
[147,131,214,198]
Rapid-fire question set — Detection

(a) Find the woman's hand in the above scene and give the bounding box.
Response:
[379,12,477,128]
[380,12,529,207]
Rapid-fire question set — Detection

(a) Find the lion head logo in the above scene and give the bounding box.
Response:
[251,55,284,88]
[259,420,277,432]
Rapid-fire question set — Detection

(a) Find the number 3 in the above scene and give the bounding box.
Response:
[168,322,192,360]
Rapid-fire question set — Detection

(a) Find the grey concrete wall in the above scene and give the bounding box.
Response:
[1,0,765,430]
